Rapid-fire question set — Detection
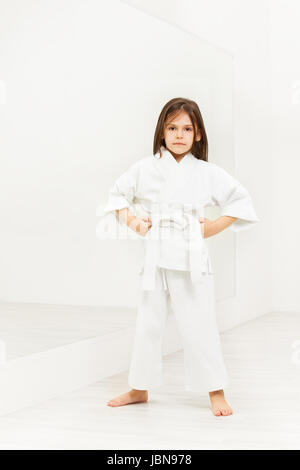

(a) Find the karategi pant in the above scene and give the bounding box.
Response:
[128,267,229,393]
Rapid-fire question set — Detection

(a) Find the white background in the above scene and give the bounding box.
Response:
[1,0,298,323]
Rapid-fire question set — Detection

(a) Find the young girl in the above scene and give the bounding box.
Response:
[97,97,259,417]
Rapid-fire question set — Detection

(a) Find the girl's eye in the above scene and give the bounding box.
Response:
[167,127,193,131]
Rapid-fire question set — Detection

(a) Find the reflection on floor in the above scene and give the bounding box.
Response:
[0,302,137,360]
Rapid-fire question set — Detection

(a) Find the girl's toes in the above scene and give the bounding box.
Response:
[215,409,221,416]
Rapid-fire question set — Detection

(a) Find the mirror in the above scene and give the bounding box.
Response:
[0,0,234,415]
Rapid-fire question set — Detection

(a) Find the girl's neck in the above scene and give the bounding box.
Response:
[168,148,190,163]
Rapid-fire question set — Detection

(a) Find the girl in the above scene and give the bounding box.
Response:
[97,97,259,416]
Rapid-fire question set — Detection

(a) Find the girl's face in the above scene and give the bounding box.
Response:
[163,111,201,155]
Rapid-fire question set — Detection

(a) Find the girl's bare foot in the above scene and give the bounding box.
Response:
[107,389,148,407]
[209,389,233,416]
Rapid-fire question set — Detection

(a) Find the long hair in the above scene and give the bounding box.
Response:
[153,97,208,161]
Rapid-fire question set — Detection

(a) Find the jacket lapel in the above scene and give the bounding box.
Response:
[153,147,197,202]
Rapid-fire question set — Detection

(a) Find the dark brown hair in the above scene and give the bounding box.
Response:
[153,97,208,161]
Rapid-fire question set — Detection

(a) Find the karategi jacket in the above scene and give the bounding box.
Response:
[96,146,259,290]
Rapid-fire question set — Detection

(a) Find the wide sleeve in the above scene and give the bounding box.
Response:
[209,163,260,232]
[102,161,140,214]
[96,161,142,240]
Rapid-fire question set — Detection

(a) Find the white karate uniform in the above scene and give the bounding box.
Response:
[96,146,259,392]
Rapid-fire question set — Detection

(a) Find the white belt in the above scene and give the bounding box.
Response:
[141,212,212,291]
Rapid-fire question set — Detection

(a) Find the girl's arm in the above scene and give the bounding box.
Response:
[116,207,151,237]
[200,216,238,238]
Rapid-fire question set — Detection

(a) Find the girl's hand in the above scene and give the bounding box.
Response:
[199,217,214,238]
[129,216,152,237]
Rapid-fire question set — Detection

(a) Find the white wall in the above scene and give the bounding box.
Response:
[269,0,300,312]
[125,0,272,323]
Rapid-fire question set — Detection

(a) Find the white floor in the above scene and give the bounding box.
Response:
[0,311,299,450]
